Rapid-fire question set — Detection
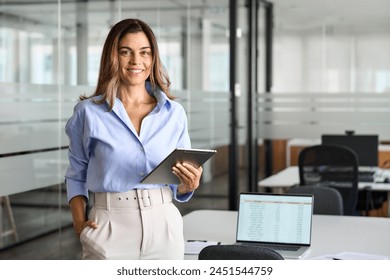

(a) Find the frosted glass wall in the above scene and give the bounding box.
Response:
[0,0,230,253]
[266,2,390,143]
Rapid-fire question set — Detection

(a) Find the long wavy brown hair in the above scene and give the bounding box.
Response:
[81,18,174,110]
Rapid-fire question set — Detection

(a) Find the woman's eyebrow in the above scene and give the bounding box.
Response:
[118,46,151,50]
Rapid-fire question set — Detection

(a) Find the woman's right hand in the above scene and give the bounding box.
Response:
[74,220,98,239]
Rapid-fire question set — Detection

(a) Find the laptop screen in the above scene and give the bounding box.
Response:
[236,193,313,246]
[321,134,378,167]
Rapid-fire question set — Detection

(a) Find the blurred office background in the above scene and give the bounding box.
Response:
[0,0,390,259]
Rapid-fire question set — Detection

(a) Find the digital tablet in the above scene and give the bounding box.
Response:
[140,148,217,184]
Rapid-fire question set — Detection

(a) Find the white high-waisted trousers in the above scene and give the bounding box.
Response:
[79,186,184,260]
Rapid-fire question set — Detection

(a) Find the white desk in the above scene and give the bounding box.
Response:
[183,209,390,260]
[258,166,390,216]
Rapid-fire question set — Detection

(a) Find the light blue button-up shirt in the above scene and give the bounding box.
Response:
[65,84,193,203]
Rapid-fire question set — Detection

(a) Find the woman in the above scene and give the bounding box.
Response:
[65,18,203,260]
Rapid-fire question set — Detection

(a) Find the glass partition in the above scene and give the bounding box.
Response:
[255,0,390,174]
[0,0,66,252]
[3,0,389,258]
[0,0,231,257]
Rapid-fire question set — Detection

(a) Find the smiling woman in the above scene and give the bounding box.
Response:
[118,33,153,90]
[64,18,204,260]
[116,32,156,134]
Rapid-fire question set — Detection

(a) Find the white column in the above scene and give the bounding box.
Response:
[201,18,213,182]
[76,2,88,85]
[201,18,211,91]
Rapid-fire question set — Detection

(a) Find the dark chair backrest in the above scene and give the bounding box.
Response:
[298,144,359,215]
[198,244,284,260]
[287,185,344,215]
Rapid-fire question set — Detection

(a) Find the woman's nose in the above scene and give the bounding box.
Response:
[129,54,140,64]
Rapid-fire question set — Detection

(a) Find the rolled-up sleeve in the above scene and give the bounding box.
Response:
[170,185,194,202]
[64,105,90,202]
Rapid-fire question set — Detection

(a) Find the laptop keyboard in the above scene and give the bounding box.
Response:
[358,171,375,182]
[261,244,301,251]
[242,243,301,251]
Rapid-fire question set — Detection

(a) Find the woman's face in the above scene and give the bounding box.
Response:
[118,32,152,87]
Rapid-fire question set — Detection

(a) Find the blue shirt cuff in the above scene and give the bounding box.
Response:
[171,185,194,202]
[66,178,90,203]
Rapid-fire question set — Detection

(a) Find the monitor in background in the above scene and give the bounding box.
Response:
[321,134,378,168]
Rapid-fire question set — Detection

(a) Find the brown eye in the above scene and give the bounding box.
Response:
[119,49,131,57]
[141,50,151,56]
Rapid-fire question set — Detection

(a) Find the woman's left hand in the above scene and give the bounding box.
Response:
[172,162,203,195]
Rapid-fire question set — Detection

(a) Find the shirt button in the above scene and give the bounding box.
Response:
[140,172,145,177]
[139,146,144,152]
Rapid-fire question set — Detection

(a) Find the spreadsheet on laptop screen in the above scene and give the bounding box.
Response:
[237,193,313,245]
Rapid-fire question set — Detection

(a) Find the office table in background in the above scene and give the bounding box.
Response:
[258,166,390,216]
[183,210,390,260]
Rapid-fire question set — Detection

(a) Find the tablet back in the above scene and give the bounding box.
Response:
[140,148,217,184]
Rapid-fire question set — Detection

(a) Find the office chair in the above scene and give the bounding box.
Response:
[356,189,388,216]
[298,144,359,216]
[287,185,343,215]
[356,154,388,216]
[198,244,284,260]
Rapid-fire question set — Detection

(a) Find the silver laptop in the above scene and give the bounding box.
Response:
[236,192,314,259]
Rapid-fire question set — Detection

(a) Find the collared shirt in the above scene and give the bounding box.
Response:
[64,84,192,203]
